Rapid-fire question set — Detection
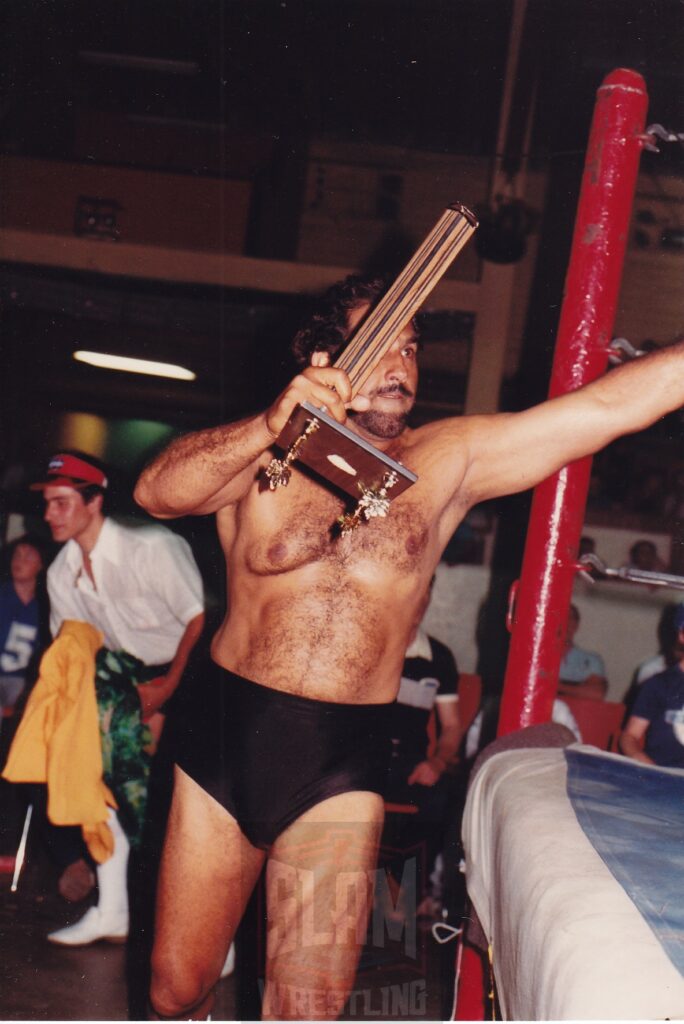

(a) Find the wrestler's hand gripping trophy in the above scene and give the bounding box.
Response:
[266,203,478,533]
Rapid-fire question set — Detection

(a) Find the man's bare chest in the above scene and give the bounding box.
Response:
[240,469,432,577]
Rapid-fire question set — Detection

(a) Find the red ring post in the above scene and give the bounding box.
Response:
[497,69,649,736]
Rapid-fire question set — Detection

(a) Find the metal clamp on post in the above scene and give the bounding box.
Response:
[576,552,684,592]
[607,337,647,364]
[639,123,684,153]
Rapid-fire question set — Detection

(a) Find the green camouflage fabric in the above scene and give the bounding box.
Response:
[95,648,152,848]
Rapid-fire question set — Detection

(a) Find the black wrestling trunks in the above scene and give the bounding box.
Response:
[175,667,391,849]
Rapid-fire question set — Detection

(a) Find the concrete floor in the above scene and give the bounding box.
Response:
[0,851,237,1020]
[0,781,455,1021]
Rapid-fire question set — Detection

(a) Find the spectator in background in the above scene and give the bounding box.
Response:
[0,533,98,903]
[634,603,681,685]
[383,578,463,920]
[558,604,608,702]
[384,578,462,803]
[0,534,48,727]
[5,451,204,948]
[620,603,684,769]
[623,539,667,574]
[623,602,683,717]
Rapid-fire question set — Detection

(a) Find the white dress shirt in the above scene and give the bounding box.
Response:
[48,517,204,665]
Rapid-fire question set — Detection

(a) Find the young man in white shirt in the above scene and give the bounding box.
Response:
[31,451,205,947]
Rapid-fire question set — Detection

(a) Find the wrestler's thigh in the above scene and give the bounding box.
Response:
[263,790,384,1020]
[152,766,265,993]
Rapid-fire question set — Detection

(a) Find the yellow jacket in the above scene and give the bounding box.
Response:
[2,620,116,862]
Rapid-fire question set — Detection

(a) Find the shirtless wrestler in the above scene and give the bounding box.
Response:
[135,276,684,1020]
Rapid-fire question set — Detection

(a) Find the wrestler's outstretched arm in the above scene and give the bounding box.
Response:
[445,337,684,508]
[134,355,369,518]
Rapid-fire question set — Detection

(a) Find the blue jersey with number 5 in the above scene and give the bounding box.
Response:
[0,581,39,677]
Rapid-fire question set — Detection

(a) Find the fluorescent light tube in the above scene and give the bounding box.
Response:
[73,351,196,381]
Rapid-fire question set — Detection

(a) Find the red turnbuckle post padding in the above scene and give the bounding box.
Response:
[498,69,649,737]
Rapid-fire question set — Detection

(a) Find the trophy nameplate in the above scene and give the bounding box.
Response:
[266,202,478,531]
[275,400,418,497]
[267,403,418,535]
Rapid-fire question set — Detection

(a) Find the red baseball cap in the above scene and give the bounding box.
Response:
[30,453,108,491]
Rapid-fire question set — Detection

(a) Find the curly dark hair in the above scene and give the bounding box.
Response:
[290,275,389,368]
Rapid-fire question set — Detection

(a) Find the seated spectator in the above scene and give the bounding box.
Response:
[385,643,462,804]
[623,539,667,574]
[0,533,96,903]
[628,602,681,693]
[620,603,684,769]
[558,604,608,702]
[382,579,463,920]
[0,534,48,727]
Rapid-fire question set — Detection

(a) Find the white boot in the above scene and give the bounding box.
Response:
[48,810,129,946]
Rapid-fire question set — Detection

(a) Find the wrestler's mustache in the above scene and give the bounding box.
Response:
[373,383,414,399]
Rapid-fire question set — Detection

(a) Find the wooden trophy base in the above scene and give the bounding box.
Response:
[266,401,417,532]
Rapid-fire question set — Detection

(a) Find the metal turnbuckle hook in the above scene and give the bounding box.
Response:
[639,123,684,153]
[576,552,684,592]
[607,337,647,364]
